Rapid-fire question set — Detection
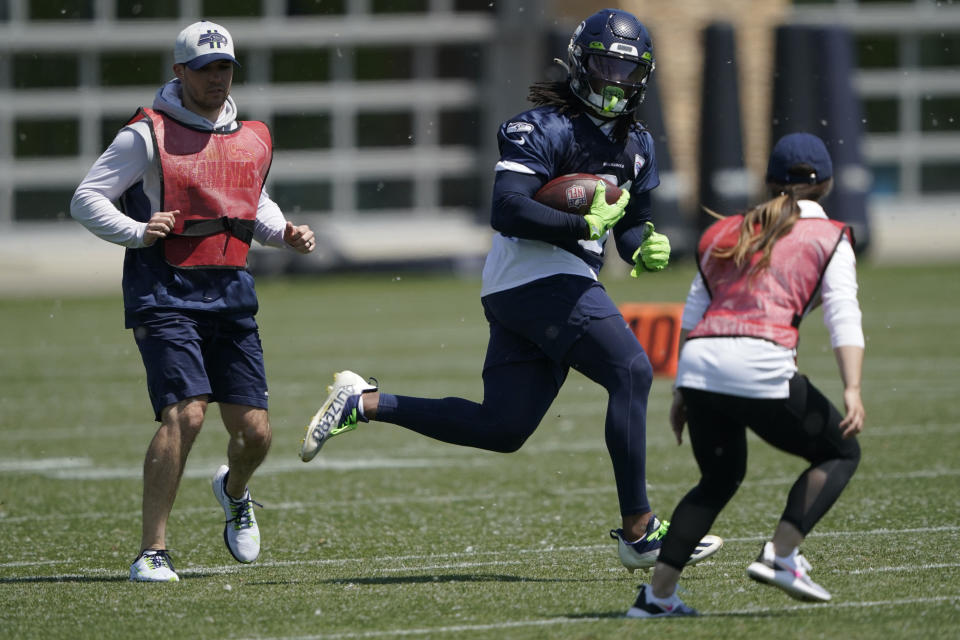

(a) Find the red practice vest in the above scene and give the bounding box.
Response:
[131,108,272,269]
[688,215,853,349]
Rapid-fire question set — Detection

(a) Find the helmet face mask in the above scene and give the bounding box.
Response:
[584,54,652,107]
[567,9,655,118]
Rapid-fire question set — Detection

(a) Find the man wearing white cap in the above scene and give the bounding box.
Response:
[71,21,317,582]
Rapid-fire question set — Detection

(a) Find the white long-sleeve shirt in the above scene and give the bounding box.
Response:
[70,79,289,250]
[675,200,864,399]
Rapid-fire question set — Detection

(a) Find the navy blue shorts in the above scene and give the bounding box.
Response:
[481,274,621,379]
[131,310,269,421]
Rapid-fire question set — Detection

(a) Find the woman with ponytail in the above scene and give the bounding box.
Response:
[627,133,865,617]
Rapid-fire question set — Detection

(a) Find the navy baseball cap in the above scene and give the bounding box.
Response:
[175,21,240,70]
[766,132,833,184]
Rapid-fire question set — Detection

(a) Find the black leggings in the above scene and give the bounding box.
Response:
[658,374,861,570]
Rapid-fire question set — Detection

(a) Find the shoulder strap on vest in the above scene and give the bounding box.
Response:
[794,220,852,325]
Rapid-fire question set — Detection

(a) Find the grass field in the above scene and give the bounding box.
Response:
[1,261,958,639]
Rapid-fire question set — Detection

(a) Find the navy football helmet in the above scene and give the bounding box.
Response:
[567,9,655,118]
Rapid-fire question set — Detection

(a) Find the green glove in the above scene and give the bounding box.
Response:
[583,181,630,241]
[631,221,671,276]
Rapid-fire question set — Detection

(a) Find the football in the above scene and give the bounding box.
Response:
[534,173,622,215]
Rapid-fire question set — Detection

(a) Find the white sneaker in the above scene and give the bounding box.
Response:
[611,517,724,572]
[300,370,378,462]
[212,465,261,563]
[746,541,831,602]
[129,549,179,582]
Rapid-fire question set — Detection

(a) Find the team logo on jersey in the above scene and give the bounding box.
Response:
[505,121,534,145]
[565,184,588,210]
[634,153,645,177]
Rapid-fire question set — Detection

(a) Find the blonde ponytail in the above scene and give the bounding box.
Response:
[711,192,802,272]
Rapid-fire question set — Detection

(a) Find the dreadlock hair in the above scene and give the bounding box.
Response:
[706,167,835,273]
[527,79,638,142]
[528,80,582,115]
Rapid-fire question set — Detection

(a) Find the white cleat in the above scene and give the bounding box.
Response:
[612,517,724,572]
[129,549,179,582]
[300,370,377,462]
[212,465,261,563]
[746,541,832,602]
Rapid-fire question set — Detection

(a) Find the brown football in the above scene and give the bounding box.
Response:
[534,173,622,215]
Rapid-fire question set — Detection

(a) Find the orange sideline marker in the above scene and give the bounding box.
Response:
[619,302,684,377]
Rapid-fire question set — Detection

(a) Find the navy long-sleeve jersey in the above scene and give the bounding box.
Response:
[490,105,659,274]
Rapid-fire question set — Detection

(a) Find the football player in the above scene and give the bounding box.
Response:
[302,8,721,572]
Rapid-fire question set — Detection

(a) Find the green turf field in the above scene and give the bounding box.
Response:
[1,262,958,639]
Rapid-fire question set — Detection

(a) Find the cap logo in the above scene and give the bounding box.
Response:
[197,29,228,50]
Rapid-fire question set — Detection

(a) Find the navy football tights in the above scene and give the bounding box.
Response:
[375,314,654,516]
[657,376,861,570]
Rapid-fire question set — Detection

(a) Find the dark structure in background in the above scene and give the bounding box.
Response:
[771,24,820,137]
[634,76,691,256]
[771,24,871,252]
[697,21,750,234]
[812,26,872,252]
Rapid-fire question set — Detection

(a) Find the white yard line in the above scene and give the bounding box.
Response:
[0,464,957,522]
[4,525,958,571]
[1,448,957,481]
[1,420,956,444]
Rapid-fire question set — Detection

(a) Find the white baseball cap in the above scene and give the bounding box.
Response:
[174,21,240,70]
